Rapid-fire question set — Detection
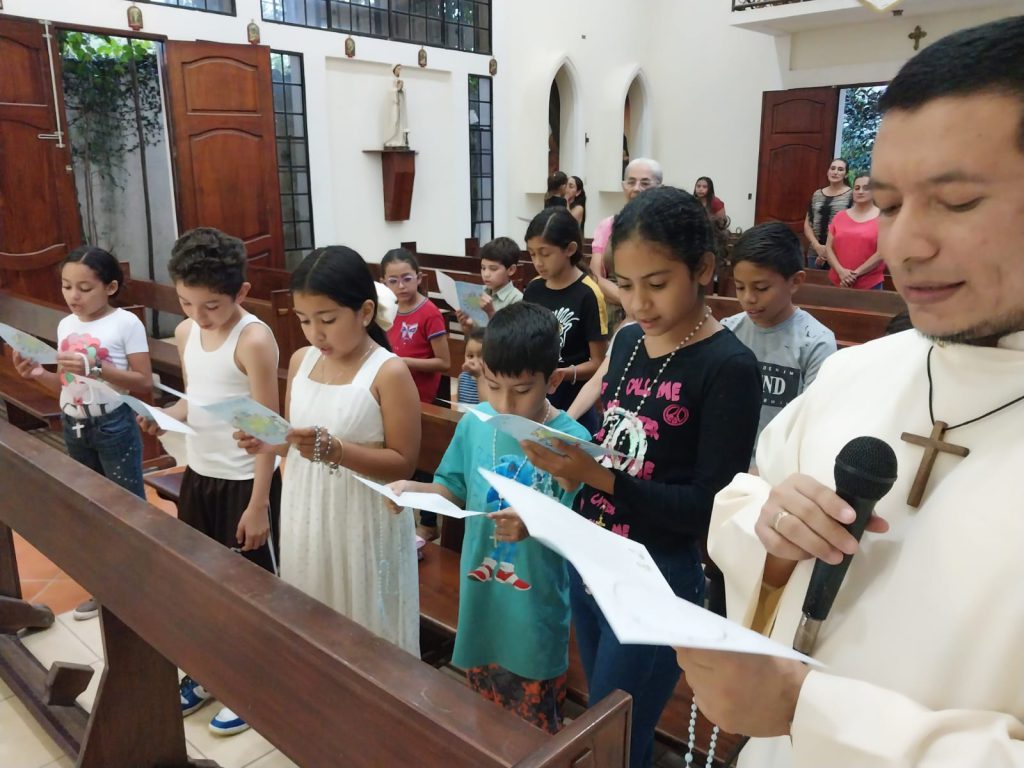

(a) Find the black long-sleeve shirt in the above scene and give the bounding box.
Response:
[578,324,761,555]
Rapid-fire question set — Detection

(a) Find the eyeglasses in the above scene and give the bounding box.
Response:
[623,178,657,190]
[385,275,418,287]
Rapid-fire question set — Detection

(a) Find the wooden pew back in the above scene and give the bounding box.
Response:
[0,420,630,767]
[706,295,892,345]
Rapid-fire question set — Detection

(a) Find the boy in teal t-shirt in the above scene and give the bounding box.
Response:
[392,302,589,733]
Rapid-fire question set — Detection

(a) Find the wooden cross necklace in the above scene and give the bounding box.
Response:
[901,346,1024,507]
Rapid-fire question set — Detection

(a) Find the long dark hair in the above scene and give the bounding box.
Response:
[693,176,716,210]
[569,175,587,232]
[291,246,391,350]
[63,245,123,298]
[525,207,585,267]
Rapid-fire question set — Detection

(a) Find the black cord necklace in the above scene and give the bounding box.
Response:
[927,345,1024,431]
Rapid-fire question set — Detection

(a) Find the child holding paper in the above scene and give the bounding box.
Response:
[11,246,152,621]
[457,237,523,332]
[523,187,761,768]
[388,302,589,733]
[139,228,281,736]
[236,246,422,657]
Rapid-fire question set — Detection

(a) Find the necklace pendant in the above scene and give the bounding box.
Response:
[594,513,606,528]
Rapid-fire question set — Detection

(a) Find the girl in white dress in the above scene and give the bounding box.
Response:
[237,246,422,654]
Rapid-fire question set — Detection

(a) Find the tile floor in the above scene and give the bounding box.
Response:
[2,423,695,768]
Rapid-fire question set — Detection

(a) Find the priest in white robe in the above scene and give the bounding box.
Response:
[676,17,1024,768]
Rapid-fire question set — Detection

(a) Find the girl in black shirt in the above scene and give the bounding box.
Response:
[524,187,760,768]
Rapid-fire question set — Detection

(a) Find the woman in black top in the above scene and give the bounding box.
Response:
[566,174,587,234]
[524,186,761,768]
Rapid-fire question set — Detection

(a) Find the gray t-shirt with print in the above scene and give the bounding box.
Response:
[722,308,837,445]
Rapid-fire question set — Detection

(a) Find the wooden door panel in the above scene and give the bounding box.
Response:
[754,87,839,234]
[0,17,80,305]
[164,42,283,268]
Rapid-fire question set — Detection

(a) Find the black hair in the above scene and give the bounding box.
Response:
[63,245,124,297]
[693,176,716,210]
[168,227,246,297]
[611,186,715,276]
[465,326,487,344]
[483,302,560,380]
[885,310,914,335]
[569,175,587,231]
[524,207,584,267]
[479,237,521,269]
[380,247,419,273]
[546,171,568,197]
[731,222,804,279]
[879,17,1024,153]
[290,246,391,350]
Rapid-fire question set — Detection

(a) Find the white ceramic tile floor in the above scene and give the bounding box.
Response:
[0,697,65,768]
[3,611,299,768]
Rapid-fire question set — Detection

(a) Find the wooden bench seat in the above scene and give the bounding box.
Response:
[0,357,61,431]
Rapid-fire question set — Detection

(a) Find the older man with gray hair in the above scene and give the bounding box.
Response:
[589,157,663,305]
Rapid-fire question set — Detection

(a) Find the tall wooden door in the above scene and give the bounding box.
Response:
[754,87,839,235]
[0,16,81,306]
[164,41,284,268]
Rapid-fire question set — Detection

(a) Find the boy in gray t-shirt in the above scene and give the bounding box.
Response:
[722,223,837,456]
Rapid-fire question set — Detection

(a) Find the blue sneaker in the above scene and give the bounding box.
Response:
[209,706,250,736]
[180,675,213,717]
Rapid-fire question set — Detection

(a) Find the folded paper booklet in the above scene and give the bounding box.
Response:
[66,375,195,434]
[198,396,291,445]
[0,322,58,364]
[479,468,819,664]
[470,408,625,460]
[436,271,489,328]
[355,476,486,519]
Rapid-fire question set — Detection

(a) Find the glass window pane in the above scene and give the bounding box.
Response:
[479,76,490,101]
[481,132,491,151]
[307,0,329,27]
[411,16,427,41]
[297,222,313,247]
[429,19,445,45]
[272,83,286,111]
[286,84,303,113]
[280,171,293,193]
[295,195,311,221]
[290,139,307,166]
[392,13,410,39]
[290,114,306,138]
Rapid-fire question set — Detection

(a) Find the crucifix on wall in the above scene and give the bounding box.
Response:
[909,25,927,51]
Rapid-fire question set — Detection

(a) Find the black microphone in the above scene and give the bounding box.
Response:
[793,436,898,655]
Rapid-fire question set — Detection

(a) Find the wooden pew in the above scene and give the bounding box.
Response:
[0,420,631,767]
[719,271,905,315]
[402,241,539,284]
[802,268,896,292]
[706,295,893,346]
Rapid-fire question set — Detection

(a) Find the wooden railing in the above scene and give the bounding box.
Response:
[0,420,631,767]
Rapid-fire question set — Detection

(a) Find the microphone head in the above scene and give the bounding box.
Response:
[834,436,898,502]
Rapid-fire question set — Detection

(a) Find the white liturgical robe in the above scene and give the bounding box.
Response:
[709,329,1024,767]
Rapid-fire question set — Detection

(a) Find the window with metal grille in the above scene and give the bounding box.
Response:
[271,51,316,269]
[468,74,493,245]
[131,0,235,15]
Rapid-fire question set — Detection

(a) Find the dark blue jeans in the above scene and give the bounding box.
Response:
[61,403,145,499]
[571,542,706,768]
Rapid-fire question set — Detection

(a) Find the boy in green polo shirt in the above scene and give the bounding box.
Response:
[457,237,523,331]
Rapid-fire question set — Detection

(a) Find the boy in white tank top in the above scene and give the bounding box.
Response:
[140,228,281,737]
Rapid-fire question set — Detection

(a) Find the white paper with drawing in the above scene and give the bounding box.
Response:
[470,408,625,460]
[65,375,195,434]
[355,476,486,519]
[479,469,817,664]
[0,322,58,364]
[198,396,291,445]
[436,271,489,327]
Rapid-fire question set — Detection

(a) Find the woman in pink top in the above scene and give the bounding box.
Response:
[825,174,884,289]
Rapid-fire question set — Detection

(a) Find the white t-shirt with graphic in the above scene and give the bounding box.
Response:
[57,308,149,408]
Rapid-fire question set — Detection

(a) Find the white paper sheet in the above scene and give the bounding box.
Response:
[355,476,486,518]
[65,375,195,434]
[470,408,625,460]
[478,469,818,664]
[0,322,58,364]
[198,395,291,445]
[437,271,489,327]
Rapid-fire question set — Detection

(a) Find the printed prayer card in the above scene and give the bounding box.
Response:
[355,476,486,519]
[0,322,58,364]
[470,408,626,460]
[198,396,291,445]
[479,469,819,665]
[436,271,489,327]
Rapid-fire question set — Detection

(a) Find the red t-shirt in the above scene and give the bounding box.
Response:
[709,196,725,215]
[828,210,883,289]
[387,298,447,403]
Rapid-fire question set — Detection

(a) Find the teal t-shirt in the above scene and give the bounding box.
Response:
[434,402,590,681]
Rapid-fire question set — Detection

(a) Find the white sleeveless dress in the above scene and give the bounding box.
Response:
[280,346,419,656]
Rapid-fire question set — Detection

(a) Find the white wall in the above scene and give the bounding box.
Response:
[3,0,491,261]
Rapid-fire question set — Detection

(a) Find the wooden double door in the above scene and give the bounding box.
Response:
[0,15,285,305]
